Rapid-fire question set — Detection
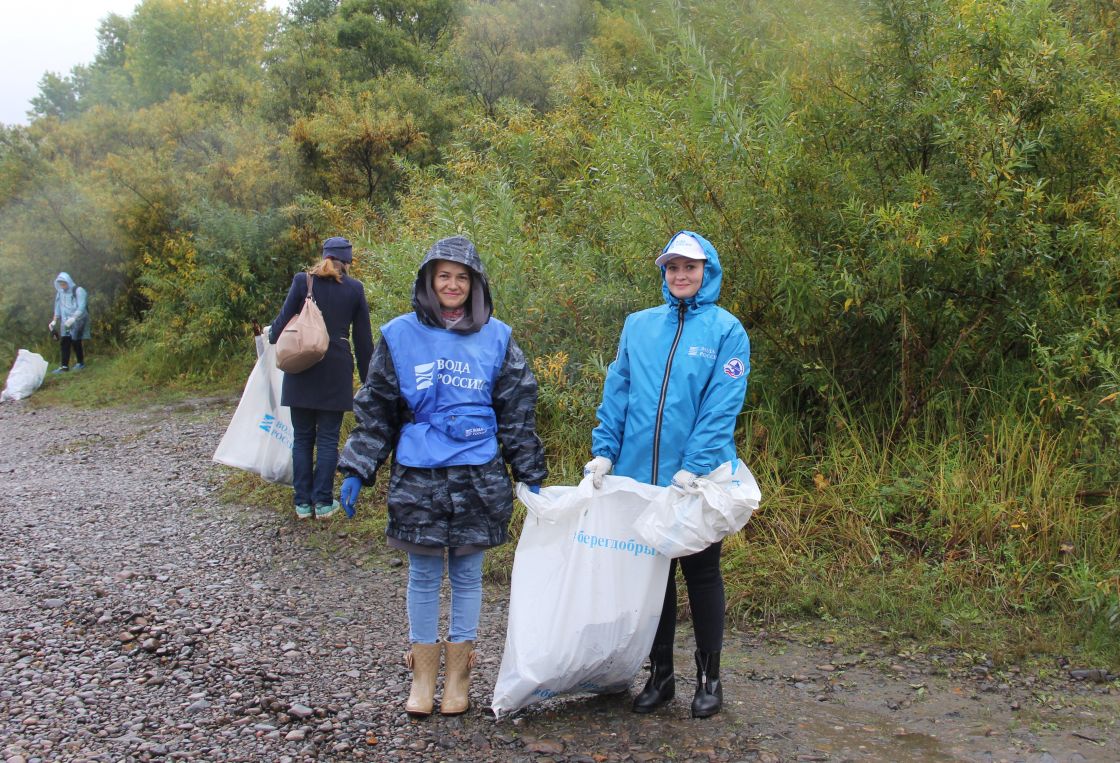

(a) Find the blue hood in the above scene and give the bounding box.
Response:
[659,231,722,309]
[55,272,76,294]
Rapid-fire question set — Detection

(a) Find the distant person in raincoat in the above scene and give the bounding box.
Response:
[584,230,750,718]
[48,272,90,373]
[337,235,547,719]
[269,237,374,521]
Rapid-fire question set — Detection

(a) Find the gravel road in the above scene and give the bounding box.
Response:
[1,399,1117,763]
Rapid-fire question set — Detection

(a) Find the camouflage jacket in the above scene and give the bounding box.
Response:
[338,335,547,550]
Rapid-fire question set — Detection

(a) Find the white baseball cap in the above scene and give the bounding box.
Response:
[655,232,707,267]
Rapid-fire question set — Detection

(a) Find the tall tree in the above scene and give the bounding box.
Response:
[291,90,429,203]
[29,73,82,121]
[124,0,279,106]
[336,0,459,77]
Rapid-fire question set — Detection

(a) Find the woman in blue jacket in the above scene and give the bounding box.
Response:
[269,237,374,520]
[585,230,750,718]
[337,236,546,718]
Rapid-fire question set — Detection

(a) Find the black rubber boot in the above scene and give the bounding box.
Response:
[691,650,722,718]
[632,644,675,713]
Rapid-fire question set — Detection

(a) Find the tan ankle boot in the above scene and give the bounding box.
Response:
[440,640,476,715]
[404,642,442,717]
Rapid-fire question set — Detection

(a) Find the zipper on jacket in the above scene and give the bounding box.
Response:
[651,301,688,484]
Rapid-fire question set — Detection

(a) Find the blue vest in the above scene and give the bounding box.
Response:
[382,313,512,468]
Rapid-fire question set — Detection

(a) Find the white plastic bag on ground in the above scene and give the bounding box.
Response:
[1,349,49,402]
[632,458,761,558]
[491,477,671,717]
[212,335,293,485]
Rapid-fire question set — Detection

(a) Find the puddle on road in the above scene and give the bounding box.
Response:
[786,709,959,762]
[509,681,961,763]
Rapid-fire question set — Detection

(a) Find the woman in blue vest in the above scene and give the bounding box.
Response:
[337,235,547,718]
[269,237,374,520]
[584,231,750,718]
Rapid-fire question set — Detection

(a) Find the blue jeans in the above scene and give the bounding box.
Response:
[289,407,344,507]
[406,551,484,644]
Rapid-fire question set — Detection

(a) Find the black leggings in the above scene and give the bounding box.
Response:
[651,540,725,653]
[60,338,84,367]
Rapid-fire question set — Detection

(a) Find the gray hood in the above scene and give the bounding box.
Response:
[411,236,494,334]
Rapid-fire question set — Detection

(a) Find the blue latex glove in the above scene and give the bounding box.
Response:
[340,476,362,518]
[528,484,541,494]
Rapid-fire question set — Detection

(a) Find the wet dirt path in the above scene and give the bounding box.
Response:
[0,399,1116,763]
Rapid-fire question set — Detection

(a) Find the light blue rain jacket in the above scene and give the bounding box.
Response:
[591,231,750,486]
[53,272,91,341]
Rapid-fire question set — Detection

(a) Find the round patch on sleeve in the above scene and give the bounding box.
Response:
[723,358,746,379]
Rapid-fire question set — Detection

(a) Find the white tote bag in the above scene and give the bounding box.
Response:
[491,477,671,717]
[1,349,49,402]
[632,458,762,558]
[212,334,293,485]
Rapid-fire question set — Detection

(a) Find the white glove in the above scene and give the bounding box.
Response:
[48,320,56,332]
[64,317,75,329]
[583,456,613,489]
[671,469,699,490]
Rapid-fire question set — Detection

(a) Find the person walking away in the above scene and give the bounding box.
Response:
[269,236,374,520]
[337,235,546,718]
[49,272,90,373]
[584,230,750,718]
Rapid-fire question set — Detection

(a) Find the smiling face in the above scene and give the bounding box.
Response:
[663,256,704,300]
[431,260,472,310]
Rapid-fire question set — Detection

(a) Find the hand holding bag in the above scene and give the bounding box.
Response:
[632,458,762,558]
[275,273,329,373]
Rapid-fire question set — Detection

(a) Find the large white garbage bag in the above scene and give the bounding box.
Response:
[491,477,671,717]
[212,334,293,485]
[1,349,49,402]
[632,459,762,558]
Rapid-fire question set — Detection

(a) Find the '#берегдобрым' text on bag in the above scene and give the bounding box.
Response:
[491,477,671,717]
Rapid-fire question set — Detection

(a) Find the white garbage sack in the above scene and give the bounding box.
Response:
[632,458,761,558]
[212,333,293,484]
[1,349,49,402]
[491,477,671,717]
